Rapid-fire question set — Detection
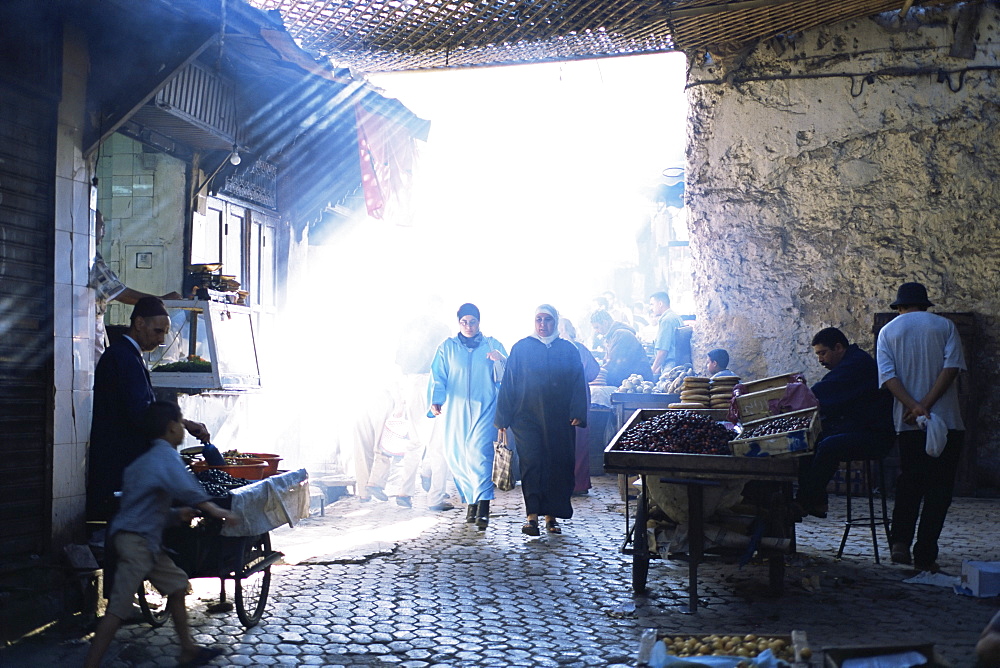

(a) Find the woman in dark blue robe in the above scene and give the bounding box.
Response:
[495,305,589,535]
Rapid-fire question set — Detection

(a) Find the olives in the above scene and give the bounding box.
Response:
[195,468,251,497]
[615,411,736,455]
[740,414,812,439]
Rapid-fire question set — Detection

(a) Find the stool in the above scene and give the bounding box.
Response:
[836,458,891,563]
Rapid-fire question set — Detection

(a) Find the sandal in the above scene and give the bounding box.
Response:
[521,519,540,536]
[545,519,562,534]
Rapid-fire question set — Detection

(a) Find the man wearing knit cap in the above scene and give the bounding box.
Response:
[876,282,966,573]
[87,297,210,520]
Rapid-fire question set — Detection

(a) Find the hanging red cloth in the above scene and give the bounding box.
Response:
[355,103,417,220]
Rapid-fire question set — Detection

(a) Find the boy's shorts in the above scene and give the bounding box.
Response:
[107,531,189,620]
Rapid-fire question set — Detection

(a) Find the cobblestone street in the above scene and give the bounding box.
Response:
[3,474,998,667]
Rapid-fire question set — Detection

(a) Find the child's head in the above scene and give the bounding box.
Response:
[143,400,185,446]
[706,348,730,375]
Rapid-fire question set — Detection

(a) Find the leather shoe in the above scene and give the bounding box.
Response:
[428,501,455,511]
[395,496,412,508]
[890,543,912,565]
[367,486,388,502]
[420,474,431,492]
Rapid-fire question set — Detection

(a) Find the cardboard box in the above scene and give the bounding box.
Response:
[961,560,1000,597]
[823,643,946,667]
[729,408,819,457]
[734,386,789,423]
[739,372,801,395]
[637,631,803,666]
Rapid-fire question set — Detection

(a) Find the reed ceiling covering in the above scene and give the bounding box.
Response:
[249,0,960,72]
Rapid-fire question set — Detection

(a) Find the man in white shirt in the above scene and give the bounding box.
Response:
[876,282,966,573]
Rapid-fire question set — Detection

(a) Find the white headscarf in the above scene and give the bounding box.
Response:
[531,304,560,346]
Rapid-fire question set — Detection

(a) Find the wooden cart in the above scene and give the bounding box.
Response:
[604,409,800,612]
[136,518,282,628]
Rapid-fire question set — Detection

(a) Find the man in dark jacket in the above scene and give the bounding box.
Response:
[590,309,655,387]
[795,327,894,518]
[87,297,210,521]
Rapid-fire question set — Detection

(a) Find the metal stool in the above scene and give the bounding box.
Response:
[836,458,891,563]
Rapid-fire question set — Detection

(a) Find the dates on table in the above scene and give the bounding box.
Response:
[615,411,736,455]
[740,413,812,439]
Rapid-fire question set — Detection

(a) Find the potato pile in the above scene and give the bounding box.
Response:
[659,633,796,662]
[615,373,656,394]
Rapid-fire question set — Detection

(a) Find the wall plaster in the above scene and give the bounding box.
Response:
[685,4,1000,488]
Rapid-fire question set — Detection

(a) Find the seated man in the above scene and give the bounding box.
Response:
[590,309,654,387]
[706,348,737,378]
[796,327,894,518]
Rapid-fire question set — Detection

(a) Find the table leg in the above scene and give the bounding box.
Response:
[682,483,704,614]
[766,483,789,595]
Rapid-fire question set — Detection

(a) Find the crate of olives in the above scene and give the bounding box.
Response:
[729,408,820,458]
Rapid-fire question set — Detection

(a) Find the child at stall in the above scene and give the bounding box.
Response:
[85,401,237,668]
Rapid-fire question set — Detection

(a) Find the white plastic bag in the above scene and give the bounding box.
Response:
[916,413,947,458]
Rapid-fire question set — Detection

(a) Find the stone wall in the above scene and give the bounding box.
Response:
[685,4,1000,488]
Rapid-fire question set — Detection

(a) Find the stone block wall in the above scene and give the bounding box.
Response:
[685,5,1000,488]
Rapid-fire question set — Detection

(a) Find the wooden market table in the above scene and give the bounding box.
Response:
[604,409,800,613]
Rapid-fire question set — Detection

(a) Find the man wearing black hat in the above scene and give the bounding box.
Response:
[87,297,210,520]
[876,282,966,573]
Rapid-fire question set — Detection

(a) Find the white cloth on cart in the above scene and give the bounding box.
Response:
[589,385,614,407]
[221,468,310,537]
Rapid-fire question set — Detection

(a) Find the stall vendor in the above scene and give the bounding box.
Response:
[87,297,210,521]
[795,327,893,519]
[590,310,654,387]
[649,291,684,375]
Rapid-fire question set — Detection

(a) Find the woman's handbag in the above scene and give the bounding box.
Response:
[492,429,515,492]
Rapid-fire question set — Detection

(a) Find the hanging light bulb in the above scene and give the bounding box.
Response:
[229,144,241,166]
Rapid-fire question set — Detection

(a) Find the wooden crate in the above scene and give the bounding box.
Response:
[739,372,801,395]
[729,408,820,457]
[734,386,788,423]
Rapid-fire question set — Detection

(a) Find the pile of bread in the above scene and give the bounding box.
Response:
[667,375,740,410]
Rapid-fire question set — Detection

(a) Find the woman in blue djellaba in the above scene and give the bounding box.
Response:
[428,303,507,530]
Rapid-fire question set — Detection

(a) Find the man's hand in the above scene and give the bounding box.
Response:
[199,501,239,525]
[570,418,582,426]
[183,419,211,443]
[485,350,505,362]
[902,403,929,425]
[214,509,238,524]
[175,507,200,525]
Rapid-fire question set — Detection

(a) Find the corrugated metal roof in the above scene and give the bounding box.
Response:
[248,0,960,73]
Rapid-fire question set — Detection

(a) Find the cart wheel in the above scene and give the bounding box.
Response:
[235,534,272,627]
[632,487,650,594]
[137,580,170,627]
